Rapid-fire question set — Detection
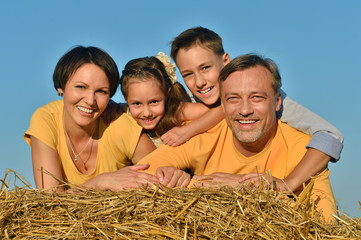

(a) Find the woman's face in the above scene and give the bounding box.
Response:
[127,77,167,131]
[59,63,110,130]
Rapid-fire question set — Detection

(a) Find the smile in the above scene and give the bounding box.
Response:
[237,120,257,124]
[199,86,213,95]
[77,106,94,114]
[141,117,156,123]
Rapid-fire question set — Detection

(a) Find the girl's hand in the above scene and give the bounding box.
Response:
[161,125,192,147]
[102,100,127,125]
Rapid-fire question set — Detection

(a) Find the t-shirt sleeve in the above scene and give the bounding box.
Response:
[24,106,58,151]
[107,114,144,160]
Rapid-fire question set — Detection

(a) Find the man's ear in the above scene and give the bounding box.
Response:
[275,92,282,112]
[222,53,231,65]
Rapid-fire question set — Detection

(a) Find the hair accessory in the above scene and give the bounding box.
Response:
[155,52,177,84]
[58,91,63,97]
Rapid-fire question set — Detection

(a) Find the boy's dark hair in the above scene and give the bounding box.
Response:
[170,27,225,62]
[219,54,282,95]
[53,46,120,98]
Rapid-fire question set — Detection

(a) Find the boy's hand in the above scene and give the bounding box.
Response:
[161,125,192,147]
[238,173,289,191]
[102,100,127,125]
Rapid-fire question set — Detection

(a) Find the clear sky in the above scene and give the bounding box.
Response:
[1,1,360,218]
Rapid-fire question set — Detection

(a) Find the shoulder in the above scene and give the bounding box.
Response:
[32,100,63,118]
[278,120,311,144]
[25,100,63,148]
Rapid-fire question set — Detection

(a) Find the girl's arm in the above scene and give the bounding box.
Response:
[161,103,224,146]
[131,132,157,164]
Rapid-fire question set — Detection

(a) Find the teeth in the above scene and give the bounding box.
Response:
[200,87,212,94]
[77,106,94,114]
[237,120,256,124]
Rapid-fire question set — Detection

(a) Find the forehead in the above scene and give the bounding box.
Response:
[221,65,274,95]
[176,44,221,66]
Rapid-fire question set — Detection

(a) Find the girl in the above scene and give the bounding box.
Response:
[25,46,188,192]
[120,53,222,148]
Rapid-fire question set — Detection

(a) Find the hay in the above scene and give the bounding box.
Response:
[1,170,360,239]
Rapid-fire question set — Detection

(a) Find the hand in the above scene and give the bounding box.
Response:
[102,100,127,125]
[156,166,190,188]
[82,164,159,191]
[161,125,192,147]
[238,173,290,191]
[192,172,244,188]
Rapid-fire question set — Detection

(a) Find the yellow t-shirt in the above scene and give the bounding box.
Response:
[24,100,143,185]
[138,119,336,221]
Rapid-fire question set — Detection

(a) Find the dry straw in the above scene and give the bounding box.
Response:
[1,169,360,239]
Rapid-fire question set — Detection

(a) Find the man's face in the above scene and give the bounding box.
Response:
[175,45,230,106]
[220,65,281,153]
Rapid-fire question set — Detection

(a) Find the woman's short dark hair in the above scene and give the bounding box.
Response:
[53,46,119,97]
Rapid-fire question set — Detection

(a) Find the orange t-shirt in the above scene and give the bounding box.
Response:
[138,119,336,221]
[25,100,143,185]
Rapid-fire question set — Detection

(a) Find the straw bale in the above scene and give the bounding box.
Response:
[1,170,360,239]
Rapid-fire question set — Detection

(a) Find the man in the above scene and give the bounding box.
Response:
[139,54,336,221]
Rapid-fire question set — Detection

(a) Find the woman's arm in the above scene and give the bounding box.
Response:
[161,103,224,146]
[31,136,65,191]
[32,135,158,191]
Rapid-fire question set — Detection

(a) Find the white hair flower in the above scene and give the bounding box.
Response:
[155,52,177,84]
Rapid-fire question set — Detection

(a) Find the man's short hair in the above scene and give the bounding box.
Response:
[219,54,282,95]
[170,26,225,61]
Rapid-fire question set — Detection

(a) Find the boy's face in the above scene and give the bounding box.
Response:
[175,45,230,106]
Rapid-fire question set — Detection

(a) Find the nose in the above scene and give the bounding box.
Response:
[143,105,153,117]
[238,100,253,117]
[84,91,96,106]
[195,73,207,89]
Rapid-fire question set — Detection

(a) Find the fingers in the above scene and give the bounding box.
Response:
[156,167,190,188]
[129,163,150,171]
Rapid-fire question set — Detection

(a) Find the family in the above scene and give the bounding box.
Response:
[24,27,343,222]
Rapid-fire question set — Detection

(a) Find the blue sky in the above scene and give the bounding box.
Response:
[1,1,360,218]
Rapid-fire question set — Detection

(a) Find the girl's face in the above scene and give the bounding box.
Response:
[59,63,110,131]
[127,77,167,131]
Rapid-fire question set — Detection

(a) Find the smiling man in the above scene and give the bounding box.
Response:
[138,54,336,221]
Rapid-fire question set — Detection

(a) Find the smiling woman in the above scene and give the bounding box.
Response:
[23,46,161,192]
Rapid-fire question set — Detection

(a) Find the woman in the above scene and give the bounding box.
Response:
[24,46,186,191]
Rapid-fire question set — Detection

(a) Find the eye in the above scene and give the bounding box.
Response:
[97,89,109,95]
[201,65,210,71]
[252,95,265,102]
[150,100,159,104]
[75,85,86,89]
[226,96,239,102]
[182,72,192,78]
[131,102,141,107]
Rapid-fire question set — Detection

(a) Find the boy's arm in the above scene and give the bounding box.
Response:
[279,89,343,162]
[161,103,224,146]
